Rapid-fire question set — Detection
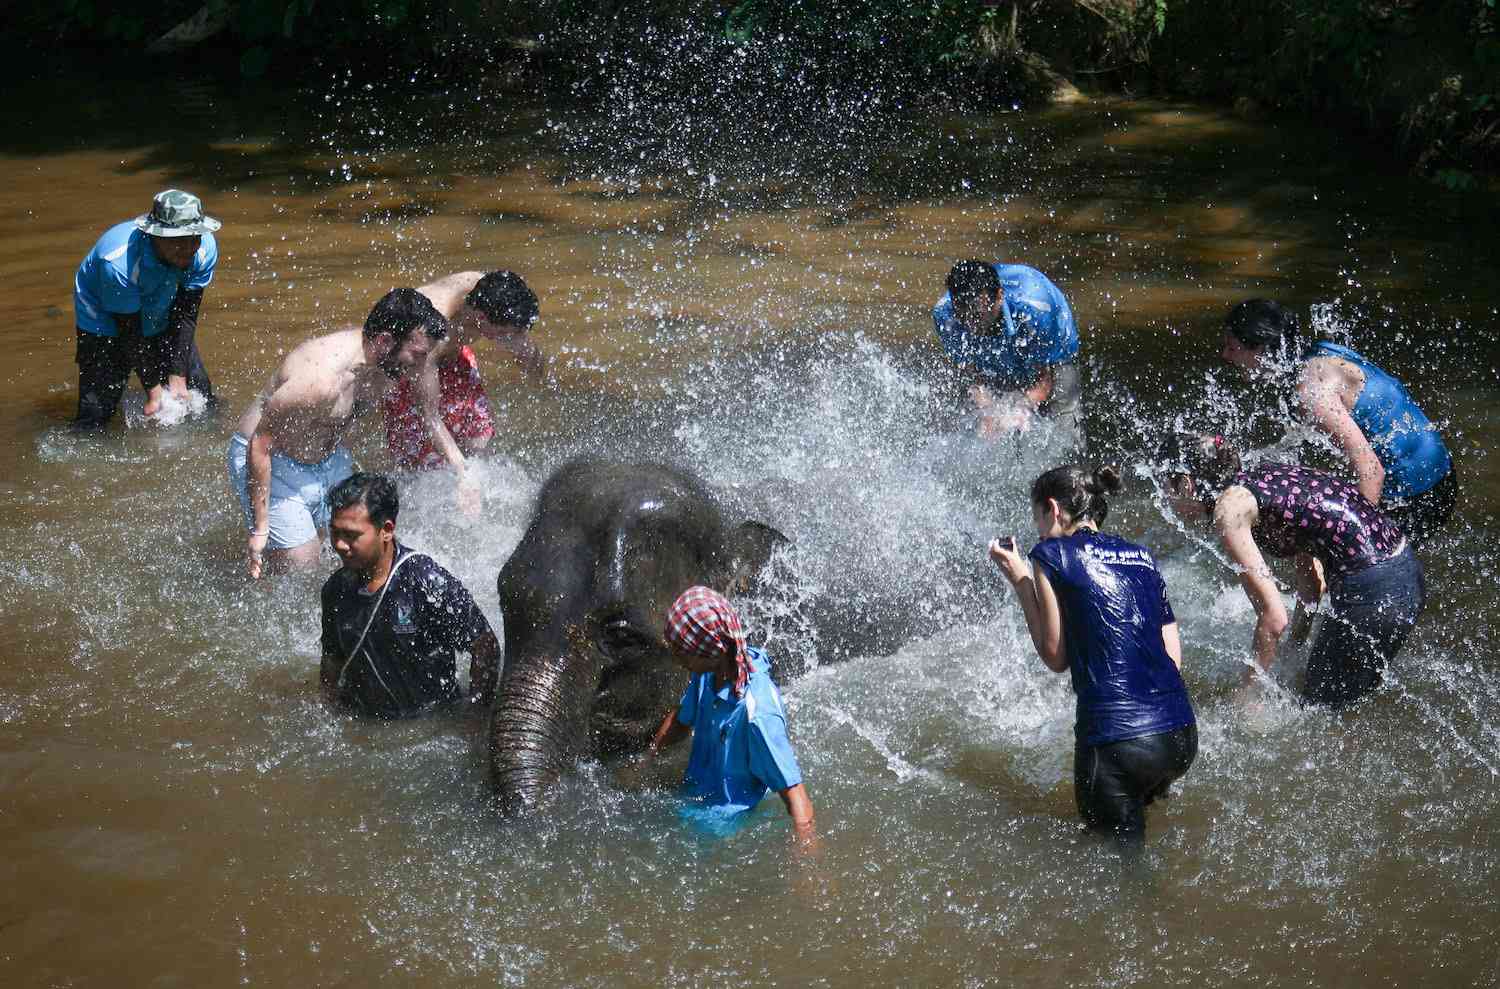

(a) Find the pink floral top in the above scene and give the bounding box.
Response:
[1232,463,1404,580]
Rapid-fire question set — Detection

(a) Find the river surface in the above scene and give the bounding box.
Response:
[1,59,1498,987]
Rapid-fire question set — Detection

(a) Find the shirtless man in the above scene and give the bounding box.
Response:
[381,270,541,511]
[227,288,448,578]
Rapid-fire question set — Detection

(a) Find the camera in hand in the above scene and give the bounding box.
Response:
[996,535,1015,552]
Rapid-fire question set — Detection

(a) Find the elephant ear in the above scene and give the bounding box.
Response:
[720,520,790,596]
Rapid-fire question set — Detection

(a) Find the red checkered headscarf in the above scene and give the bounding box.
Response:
[664,586,751,697]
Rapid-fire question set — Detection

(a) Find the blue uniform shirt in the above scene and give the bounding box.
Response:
[1304,341,1452,501]
[932,263,1079,389]
[677,647,803,813]
[74,222,218,338]
[1029,530,1195,747]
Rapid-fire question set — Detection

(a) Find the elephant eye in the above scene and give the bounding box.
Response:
[600,618,653,656]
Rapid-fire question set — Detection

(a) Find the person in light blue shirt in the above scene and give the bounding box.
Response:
[71,189,220,428]
[933,260,1081,438]
[1219,298,1456,545]
[643,586,815,839]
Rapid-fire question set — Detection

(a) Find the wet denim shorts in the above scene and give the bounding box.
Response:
[226,433,354,550]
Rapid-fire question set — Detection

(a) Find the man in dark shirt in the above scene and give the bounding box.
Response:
[319,472,499,718]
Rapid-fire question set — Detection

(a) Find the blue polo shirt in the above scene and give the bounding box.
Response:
[74,222,218,338]
[932,263,1079,389]
[677,647,803,813]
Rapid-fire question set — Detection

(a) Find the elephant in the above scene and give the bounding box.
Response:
[490,457,786,813]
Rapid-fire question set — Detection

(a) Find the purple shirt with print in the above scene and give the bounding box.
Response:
[1233,463,1404,580]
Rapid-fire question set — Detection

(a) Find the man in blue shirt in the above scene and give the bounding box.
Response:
[643,587,815,839]
[72,189,220,428]
[933,260,1081,438]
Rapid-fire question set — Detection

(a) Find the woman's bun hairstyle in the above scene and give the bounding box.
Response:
[1032,464,1122,528]
[1086,465,1123,498]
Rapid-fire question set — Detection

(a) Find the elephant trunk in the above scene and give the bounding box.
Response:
[489,649,593,814]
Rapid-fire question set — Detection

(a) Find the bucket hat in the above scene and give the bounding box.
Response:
[133,189,222,237]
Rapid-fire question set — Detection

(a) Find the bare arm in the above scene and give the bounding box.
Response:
[778,783,816,840]
[1020,364,1057,407]
[493,331,546,379]
[467,629,501,709]
[415,349,470,472]
[644,710,691,757]
[1215,488,1288,678]
[244,377,331,577]
[245,427,275,579]
[1299,362,1385,504]
[990,539,1067,671]
[1161,622,1183,670]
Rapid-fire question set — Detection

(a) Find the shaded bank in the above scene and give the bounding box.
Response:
[1144,0,1500,187]
[7,2,1498,181]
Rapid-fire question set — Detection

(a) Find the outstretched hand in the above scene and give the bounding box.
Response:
[988,538,1029,585]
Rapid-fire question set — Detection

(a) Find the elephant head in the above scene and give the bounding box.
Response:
[490,458,784,813]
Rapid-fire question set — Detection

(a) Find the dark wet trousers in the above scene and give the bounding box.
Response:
[1074,722,1197,853]
[72,323,214,430]
[1380,468,1458,547]
[1304,543,1426,708]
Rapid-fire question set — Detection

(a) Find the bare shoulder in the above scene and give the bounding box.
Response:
[419,272,484,316]
[1300,354,1362,395]
[269,329,359,406]
[1213,485,1258,530]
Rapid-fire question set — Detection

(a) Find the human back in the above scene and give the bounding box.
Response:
[1030,529,1192,746]
[990,464,1195,851]
[1302,340,1451,500]
[1227,461,1405,579]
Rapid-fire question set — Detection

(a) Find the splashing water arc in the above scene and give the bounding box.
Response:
[0,44,1498,986]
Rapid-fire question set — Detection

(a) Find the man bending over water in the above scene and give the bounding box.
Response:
[933,260,1082,440]
[381,270,543,513]
[72,189,222,427]
[227,288,447,578]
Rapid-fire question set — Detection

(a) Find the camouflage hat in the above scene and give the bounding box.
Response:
[133,189,222,237]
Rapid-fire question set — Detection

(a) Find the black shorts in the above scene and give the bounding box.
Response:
[1304,543,1426,708]
[1074,723,1197,851]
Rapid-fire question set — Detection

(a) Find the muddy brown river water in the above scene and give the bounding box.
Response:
[1,62,1498,986]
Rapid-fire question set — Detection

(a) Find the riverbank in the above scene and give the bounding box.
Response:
[4,1,1497,187]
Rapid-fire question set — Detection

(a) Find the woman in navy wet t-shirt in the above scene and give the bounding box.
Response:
[990,466,1197,852]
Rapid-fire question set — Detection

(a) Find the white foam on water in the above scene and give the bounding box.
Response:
[122,388,210,428]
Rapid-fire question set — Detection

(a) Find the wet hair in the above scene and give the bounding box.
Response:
[328,472,400,527]
[1223,298,1303,356]
[363,287,449,346]
[946,260,1000,305]
[1030,465,1123,527]
[1161,432,1243,509]
[466,270,539,329]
